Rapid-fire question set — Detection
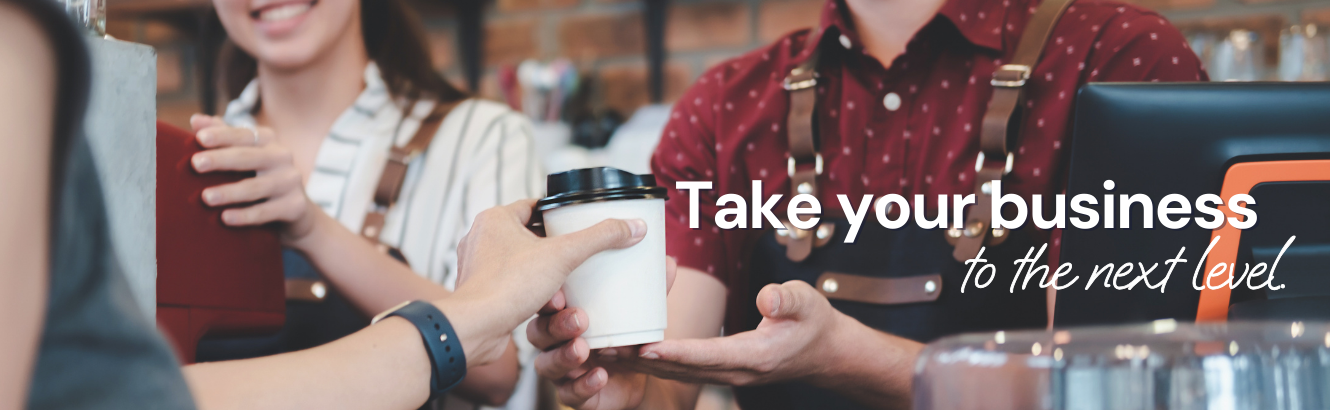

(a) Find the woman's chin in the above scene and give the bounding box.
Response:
[251,45,320,72]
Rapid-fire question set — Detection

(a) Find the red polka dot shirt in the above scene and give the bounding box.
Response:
[650,0,1208,307]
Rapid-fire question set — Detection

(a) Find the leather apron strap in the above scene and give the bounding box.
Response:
[782,30,824,263]
[360,100,461,254]
[952,0,1075,262]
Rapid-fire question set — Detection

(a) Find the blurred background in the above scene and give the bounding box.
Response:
[104,0,1330,133]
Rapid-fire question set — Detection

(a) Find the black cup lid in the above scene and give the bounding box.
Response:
[536,167,668,211]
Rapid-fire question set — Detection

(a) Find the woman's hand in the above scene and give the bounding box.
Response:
[528,258,678,410]
[189,115,320,243]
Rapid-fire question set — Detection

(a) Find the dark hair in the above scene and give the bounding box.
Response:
[218,0,466,106]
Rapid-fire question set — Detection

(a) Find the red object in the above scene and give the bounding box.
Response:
[651,0,1208,331]
[155,121,285,363]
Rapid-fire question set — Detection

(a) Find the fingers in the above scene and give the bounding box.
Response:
[534,337,590,380]
[756,280,821,320]
[546,219,647,270]
[527,308,587,350]
[193,146,292,173]
[201,168,301,207]
[539,290,567,314]
[196,126,268,149]
[636,337,739,367]
[555,367,608,408]
[665,257,678,294]
[219,192,306,226]
[189,114,224,131]
[499,198,538,225]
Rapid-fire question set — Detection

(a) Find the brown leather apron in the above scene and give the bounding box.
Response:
[733,0,1074,408]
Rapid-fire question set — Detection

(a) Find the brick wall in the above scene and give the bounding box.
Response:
[111,0,1330,129]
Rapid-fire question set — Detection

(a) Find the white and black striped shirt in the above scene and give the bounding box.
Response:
[224,62,544,289]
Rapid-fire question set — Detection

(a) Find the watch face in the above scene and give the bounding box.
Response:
[371,300,414,325]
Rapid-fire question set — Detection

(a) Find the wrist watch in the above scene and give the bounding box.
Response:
[372,300,467,399]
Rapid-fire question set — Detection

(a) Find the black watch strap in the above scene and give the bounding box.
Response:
[375,300,466,399]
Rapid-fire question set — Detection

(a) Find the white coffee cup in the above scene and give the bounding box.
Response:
[538,167,669,349]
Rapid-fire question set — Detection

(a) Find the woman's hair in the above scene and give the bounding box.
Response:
[217,0,466,105]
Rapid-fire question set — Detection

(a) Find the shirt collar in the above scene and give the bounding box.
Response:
[796,0,1008,66]
[223,61,393,125]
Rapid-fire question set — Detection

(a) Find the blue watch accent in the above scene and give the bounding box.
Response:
[381,301,466,399]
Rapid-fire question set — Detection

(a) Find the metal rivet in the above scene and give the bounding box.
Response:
[839,34,852,49]
[981,181,992,195]
[776,229,787,237]
[363,225,379,238]
[822,278,839,293]
[992,228,1005,238]
[440,334,448,342]
[797,182,813,194]
[816,224,833,240]
[924,280,937,294]
[947,227,963,238]
[310,282,327,299]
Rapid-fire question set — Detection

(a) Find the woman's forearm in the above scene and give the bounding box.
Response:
[289,207,450,315]
[185,316,433,410]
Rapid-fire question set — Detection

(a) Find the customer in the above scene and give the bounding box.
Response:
[532,0,1207,408]
[0,3,652,409]
[192,0,542,407]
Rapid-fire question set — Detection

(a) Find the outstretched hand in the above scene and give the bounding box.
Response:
[616,280,846,387]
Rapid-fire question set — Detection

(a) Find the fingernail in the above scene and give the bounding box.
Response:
[598,349,618,362]
[628,219,647,238]
[640,351,659,360]
[197,130,212,144]
[771,291,782,317]
[567,313,581,331]
[202,190,219,204]
[571,341,585,359]
[192,155,209,170]
[587,370,605,387]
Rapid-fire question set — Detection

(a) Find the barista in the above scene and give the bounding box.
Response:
[531,0,1207,408]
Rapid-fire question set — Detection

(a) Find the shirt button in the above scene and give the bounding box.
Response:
[839,34,852,49]
[883,93,902,111]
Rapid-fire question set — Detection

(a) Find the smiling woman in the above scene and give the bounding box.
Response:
[194,0,544,408]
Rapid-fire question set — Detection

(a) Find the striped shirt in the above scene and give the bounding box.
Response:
[224,63,544,410]
[224,62,544,289]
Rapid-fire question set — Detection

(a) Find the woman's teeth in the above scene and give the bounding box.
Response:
[258,3,311,22]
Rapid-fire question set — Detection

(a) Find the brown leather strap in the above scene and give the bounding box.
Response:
[782,29,823,262]
[285,278,328,303]
[953,0,1074,262]
[361,99,460,245]
[816,272,943,305]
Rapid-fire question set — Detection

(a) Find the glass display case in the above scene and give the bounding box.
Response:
[915,320,1330,410]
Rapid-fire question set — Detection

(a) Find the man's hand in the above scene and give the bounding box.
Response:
[440,199,648,367]
[527,258,679,410]
[618,280,846,386]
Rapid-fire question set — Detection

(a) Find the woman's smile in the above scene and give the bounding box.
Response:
[250,0,318,37]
